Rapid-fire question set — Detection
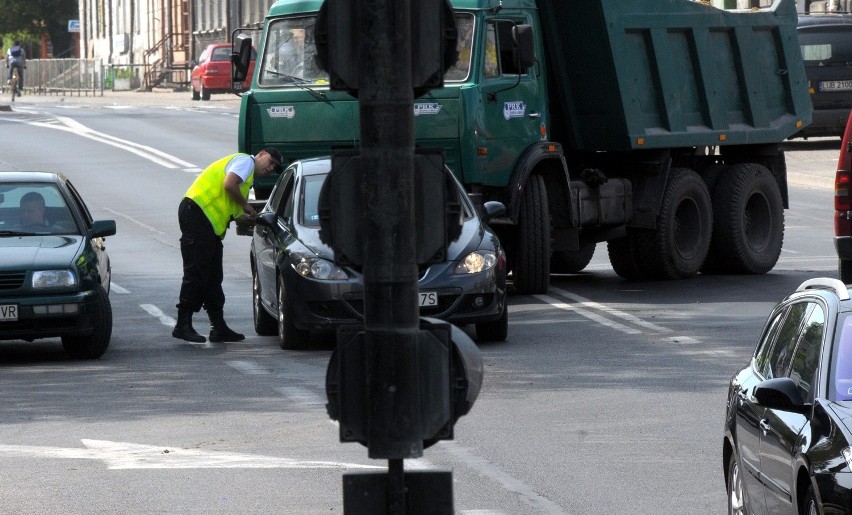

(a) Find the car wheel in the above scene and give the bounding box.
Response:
[61,285,112,359]
[200,84,211,101]
[727,452,746,515]
[191,87,200,101]
[277,280,309,349]
[253,268,277,336]
[706,163,784,274]
[840,259,852,285]
[551,242,596,274]
[475,305,508,342]
[513,174,551,294]
[803,484,819,515]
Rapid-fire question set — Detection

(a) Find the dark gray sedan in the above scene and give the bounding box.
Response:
[249,157,508,349]
[0,172,116,359]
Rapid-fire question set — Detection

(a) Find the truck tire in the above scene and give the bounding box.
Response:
[513,174,551,294]
[607,231,653,280]
[706,163,783,274]
[551,242,595,274]
[647,168,712,279]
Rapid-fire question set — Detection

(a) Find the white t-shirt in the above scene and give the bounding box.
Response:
[225,154,255,182]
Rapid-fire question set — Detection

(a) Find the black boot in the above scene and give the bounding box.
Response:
[208,310,245,343]
[172,309,206,343]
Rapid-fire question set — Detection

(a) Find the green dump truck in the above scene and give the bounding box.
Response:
[236,0,812,294]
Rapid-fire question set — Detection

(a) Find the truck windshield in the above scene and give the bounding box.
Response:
[258,13,475,87]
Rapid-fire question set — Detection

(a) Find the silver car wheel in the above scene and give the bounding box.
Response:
[728,458,745,515]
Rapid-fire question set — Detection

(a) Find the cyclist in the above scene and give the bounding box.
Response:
[6,41,26,94]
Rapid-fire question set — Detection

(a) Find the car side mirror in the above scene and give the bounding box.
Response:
[231,34,253,85]
[481,201,506,223]
[256,211,278,228]
[91,220,116,238]
[753,377,811,415]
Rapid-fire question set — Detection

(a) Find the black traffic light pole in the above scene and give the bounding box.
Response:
[357,0,418,512]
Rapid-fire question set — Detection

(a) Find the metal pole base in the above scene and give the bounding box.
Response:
[343,470,453,515]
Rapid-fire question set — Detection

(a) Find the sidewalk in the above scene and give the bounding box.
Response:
[2,88,242,109]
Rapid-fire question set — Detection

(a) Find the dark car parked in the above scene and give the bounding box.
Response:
[248,157,508,349]
[794,13,852,138]
[836,110,852,282]
[723,277,852,514]
[0,172,116,359]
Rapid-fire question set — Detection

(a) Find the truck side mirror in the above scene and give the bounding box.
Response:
[512,24,535,71]
[231,34,253,85]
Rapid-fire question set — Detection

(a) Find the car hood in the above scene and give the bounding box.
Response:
[295,217,495,264]
[0,235,84,270]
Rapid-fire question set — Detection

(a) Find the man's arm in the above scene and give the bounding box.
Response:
[223,172,256,217]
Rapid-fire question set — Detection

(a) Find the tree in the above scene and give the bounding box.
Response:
[0,0,78,57]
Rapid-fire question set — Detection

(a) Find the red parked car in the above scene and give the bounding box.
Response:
[835,110,852,282]
[190,43,256,101]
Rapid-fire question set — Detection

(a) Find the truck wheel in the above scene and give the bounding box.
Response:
[278,280,309,349]
[62,285,112,359]
[706,163,783,274]
[253,268,277,336]
[608,232,647,280]
[841,260,852,284]
[513,174,551,294]
[551,242,595,274]
[648,168,712,279]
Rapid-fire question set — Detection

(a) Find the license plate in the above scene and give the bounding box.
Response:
[0,304,18,321]
[819,80,852,92]
[418,291,438,307]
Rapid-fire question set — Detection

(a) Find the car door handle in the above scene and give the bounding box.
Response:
[528,112,541,119]
[759,419,771,435]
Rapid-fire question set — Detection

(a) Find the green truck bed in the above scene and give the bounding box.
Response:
[539,0,812,151]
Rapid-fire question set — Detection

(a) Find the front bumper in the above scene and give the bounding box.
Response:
[0,289,100,341]
[284,261,507,332]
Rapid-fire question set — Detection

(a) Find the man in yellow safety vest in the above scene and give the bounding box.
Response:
[173,148,283,343]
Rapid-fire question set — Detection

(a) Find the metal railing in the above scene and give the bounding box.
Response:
[19,59,104,97]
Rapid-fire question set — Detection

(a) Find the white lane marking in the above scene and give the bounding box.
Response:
[0,440,383,470]
[4,114,197,169]
[226,360,269,375]
[102,207,167,236]
[664,336,700,345]
[442,441,568,515]
[548,286,672,333]
[184,167,203,174]
[532,294,641,334]
[140,304,174,326]
[276,386,326,405]
[110,282,130,294]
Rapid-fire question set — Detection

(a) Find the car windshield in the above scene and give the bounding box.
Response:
[299,167,475,228]
[258,13,475,87]
[0,183,77,236]
[799,27,852,65]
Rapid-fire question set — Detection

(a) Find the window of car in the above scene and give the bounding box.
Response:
[267,166,293,214]
[831,313,852,401]
[788,303,825,403]
[211,46,231,62]
[301,174,325,227]
[259,17,325,86]
[799,25,852,66]
[484,19,528,79]
[759,302,811,379]
[0,182,77,234]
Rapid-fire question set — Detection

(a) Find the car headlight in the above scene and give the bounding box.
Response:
[843,447,852,470]
[455,251,498,274]
[32,270,77,289]
[291,254,348,280]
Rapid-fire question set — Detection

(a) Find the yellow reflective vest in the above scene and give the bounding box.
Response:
[185,153,254,238]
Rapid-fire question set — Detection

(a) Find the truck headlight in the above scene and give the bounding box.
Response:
[455,251,497,274]
[32,270,77,289]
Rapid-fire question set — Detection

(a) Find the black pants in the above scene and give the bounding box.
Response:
[177,197,224,313]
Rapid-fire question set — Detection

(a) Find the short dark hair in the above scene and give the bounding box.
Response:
[14,41,21,46]
[262,147,283,173]
[21,191,45,207]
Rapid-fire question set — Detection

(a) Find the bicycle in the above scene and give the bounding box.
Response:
[8,67,19,102]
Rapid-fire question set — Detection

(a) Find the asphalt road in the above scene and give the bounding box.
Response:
[0,91,843,514]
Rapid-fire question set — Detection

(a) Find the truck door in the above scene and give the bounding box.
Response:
[477,18,544,186]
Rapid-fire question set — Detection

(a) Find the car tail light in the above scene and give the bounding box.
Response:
[835,111,852,214]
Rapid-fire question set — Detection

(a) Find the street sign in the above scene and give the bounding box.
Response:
[68,20,81,33]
